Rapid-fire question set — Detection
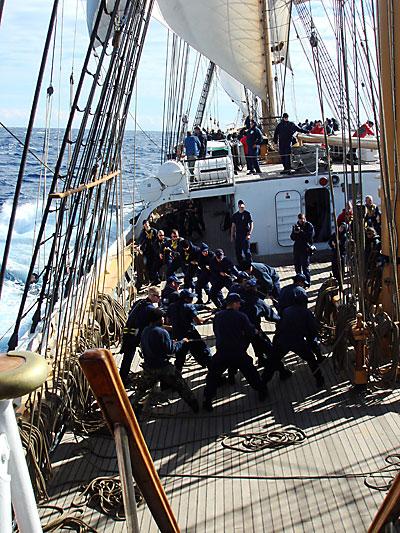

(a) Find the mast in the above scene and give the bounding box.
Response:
[193,61,215,129]
[260,0,276,133]
[376,0,400,321]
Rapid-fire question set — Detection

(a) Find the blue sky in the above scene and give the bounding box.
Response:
[0,1,346,132]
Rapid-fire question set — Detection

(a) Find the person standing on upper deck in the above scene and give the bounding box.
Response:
[290,213,315,287]
[246,119,263,175]
[273,112,308,174]
[231,200,253,264]
[184,131,201,177]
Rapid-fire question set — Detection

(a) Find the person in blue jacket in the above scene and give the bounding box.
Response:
[246,119,263,174]
[195,243,215,304]
[290,213,315,287]
[241,260,281,301]
[167,289,212,373]
[131,307,199,412]
[209,249,239,308]
[203,293,268,411]
[277,273,308,314]
[273,112,308,174]
[264,298,325,389]
[184,130,201,176]
[119,286,161,385]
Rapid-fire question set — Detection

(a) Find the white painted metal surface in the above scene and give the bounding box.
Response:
[0,400,42,533]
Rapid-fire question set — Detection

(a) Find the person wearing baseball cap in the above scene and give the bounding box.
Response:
[277,274,308,315]
[209,248,239,308]
[230,199,254,264]
[131,307,199,413]
[119,286,161,385]
[195,243,215,304]
[161,275,181,308]
[167,287,212,373]
[203,292,268,411]
[228,271,250,297]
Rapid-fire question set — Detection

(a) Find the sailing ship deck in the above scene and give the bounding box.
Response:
[40,261,400,532]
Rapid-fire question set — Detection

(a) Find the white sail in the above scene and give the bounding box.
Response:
[217,67,262,119]
[156,0,291,100]
[269,0,291,70]
[86,0,128,47]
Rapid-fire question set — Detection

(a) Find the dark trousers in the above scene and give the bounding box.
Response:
[195,270,211,302]
[235,236,252,264]
[182,263,199,290]
[143,252,159,284]
[175,329,212,373]
[119,336,140,384]
[131,363,196,409]
[264,338,323,383]
[247,145,261,173]
[294,252,311,285]
[210,276,233,308]
[279,144,291,170]
[204,350,263,402]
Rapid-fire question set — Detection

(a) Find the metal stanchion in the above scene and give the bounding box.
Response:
[114,424,140,533]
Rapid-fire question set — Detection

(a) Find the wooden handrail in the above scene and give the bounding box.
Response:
[368,471,400,532]
[79,348,180,533]
[49,170,119,199]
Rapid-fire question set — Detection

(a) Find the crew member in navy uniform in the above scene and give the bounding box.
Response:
[246,119,263,174]
[231,200,253,264]
[131,308,199,413]
[273,112,308,174]
[119,286,161,386]
[138,219,158,284]
[167,289,212,373]
[209,248,239,308]
[290,213,315,287]
[203,293,268,411]
[277,273,308,314]
[161,275,181,308]
[195,243,215,304]
[179,239,201,289]
[228,271,251,297]
[241,260,281,301]
[235,278,292,382]
[264,294,325,389]
[152,229,171,282]
[165,228,185,276]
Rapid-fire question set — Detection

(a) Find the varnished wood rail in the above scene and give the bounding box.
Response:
[79,348,180,533]
[368,471,400,532]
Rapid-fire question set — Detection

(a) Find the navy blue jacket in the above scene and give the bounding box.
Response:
[246,126,263,147]
[167,300,198,339]
[198,250,215,271]
[251,262,281,295]
[180,243,201,266]
[213,308,255,354]
[138,227,157,255]
[290,221,314,255]
[125,298,155,337]
[210,256,238,280]
[240,292,280,328]
[277,284,308,314]
[231,210,253,237]
[161,284,180,308]
[273,121,307,152]
[141,325,184,368]
[184,135,201,156]
[275,305,319,345]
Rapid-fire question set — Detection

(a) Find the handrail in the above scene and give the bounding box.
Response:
[79,348,180,533]
[368,471,400,532]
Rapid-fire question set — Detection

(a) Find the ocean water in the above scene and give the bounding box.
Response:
[0,127,162,351]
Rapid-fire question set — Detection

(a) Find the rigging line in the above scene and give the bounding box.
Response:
[0,0,60,302]
[279,0,293,116]
[0,122,55,175]
[8,0,120,349]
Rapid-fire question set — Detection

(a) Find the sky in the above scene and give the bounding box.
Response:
[0,1,371,132]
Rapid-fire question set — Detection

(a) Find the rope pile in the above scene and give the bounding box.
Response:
[91,293,127,346]
[72,475,143,520]
[364,454,400,491]
[221,426,306,453]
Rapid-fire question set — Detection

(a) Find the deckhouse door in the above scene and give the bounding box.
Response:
[275,190,301,246]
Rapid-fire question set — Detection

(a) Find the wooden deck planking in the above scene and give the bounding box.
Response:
[39,260,400,532]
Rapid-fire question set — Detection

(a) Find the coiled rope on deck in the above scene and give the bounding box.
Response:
[221,426,307,453]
